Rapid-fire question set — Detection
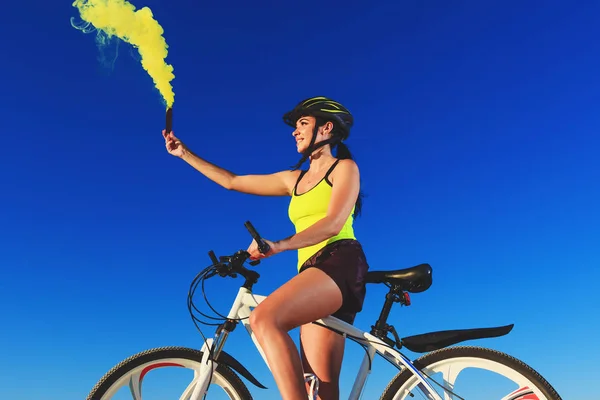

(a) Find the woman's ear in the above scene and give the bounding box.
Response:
[320,121,334,136]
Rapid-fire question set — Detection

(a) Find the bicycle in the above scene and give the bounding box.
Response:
[86,221,563,400]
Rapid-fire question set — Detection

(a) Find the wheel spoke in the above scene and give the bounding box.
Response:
[128,361,185,400]
[179,370,200,400]
[128,371,142,400]
[439,363,461,400]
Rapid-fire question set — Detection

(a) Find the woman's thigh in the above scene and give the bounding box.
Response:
[250,267,343,332]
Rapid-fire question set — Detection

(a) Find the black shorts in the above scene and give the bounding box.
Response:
[299,239,369,324]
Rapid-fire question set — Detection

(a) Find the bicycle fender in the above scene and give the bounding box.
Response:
[214,350,268,389]
[401,324,514,353]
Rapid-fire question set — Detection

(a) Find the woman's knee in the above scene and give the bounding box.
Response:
[249,303,281,337]
[248,304,265,334]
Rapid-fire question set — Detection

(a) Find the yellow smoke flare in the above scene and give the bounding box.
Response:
[71,0,175,108]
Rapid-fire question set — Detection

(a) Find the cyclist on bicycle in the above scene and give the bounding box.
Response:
[163,96,369,400]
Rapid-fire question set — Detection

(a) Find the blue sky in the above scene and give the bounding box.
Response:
[1,0,598,398]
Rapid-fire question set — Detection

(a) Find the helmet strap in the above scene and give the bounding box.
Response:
[306,125,319,154]
[291,128,342,170]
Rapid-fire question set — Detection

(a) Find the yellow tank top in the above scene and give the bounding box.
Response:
[288,159,356,271]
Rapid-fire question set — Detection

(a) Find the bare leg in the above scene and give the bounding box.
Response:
[249,268,343,400]
[300,322,345,399]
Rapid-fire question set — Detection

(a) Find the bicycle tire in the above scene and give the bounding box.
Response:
[380,346,561,400]
[86,346,253,400]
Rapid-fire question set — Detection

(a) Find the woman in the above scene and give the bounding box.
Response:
[163,96,369,400]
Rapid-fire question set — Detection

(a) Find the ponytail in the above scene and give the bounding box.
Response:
[335,141,352,160]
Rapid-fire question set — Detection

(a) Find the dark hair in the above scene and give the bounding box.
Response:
[291,116,364,218]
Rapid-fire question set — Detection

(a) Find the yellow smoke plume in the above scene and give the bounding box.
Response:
[71,0,175,108]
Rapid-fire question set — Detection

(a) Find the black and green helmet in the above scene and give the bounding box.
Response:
[283,96,354,140]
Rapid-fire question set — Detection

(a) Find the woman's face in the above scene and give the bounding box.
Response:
[292,116,332,153]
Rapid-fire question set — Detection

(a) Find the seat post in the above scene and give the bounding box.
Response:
[372,285,400,334]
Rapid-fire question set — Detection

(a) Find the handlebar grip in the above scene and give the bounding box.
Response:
[208,250,218,264]
[244,221,271,254]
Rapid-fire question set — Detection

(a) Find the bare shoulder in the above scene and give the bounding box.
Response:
[330,159,359,182]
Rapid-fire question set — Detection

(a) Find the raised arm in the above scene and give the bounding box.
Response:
[164,130,299,196]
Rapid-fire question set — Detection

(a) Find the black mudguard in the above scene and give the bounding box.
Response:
[401,324,514,353]
[215,350,268,389]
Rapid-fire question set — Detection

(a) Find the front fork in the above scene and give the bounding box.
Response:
[189,321,235,400]
[188,322,323,400]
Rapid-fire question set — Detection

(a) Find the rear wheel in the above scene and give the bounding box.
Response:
[380,346,561,400]
[86,346,253,400]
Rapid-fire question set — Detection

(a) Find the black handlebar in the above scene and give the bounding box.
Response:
[244,220,271,254]
[208,250,218,264]
[203,221,267,288]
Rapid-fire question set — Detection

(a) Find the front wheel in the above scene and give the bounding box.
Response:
[380,346,561,400]
[86,346,253,400]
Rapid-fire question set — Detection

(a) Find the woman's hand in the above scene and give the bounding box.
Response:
[247,238,280,260]
[163,130,187,158]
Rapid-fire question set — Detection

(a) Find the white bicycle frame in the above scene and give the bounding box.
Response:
[189,286,443,400]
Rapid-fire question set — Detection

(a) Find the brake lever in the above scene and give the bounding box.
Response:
[238,249,260,266]
[215,264,230,277]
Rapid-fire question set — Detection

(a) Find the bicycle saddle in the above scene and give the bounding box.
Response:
[366,263,432,293]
